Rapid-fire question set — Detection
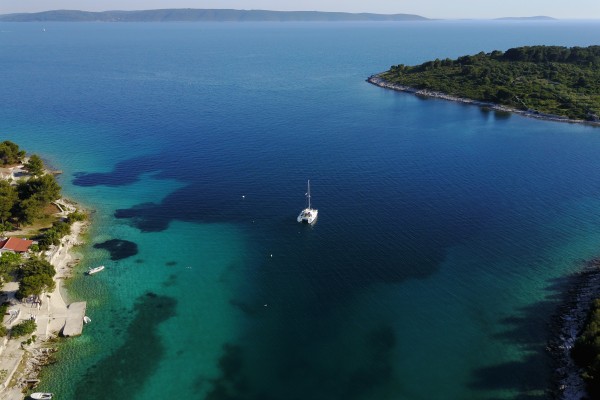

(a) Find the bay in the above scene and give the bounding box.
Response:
[2,20,600,399]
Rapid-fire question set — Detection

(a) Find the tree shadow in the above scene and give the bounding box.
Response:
[469,269,586,399]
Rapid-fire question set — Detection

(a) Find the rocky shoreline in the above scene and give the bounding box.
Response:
[367,75,600,127]
[0,198,88,399]
[547,260,600,400]
[369,73,600,399]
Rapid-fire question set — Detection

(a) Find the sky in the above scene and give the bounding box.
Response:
[0,0,599,19]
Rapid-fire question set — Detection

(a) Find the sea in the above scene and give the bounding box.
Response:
[2,20,600,400]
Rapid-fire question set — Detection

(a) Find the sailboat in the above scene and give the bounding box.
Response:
[297,180,318,224]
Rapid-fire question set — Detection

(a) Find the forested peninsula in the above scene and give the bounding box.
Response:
[370,45,600,123]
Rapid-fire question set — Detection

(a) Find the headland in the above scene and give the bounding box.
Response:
[370,45,600,126]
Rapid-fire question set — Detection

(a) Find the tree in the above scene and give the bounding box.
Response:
[38,229,62,249]
[0,222,14,236]
[19,257,55,278]
[17,274,55,299]
[0,181,17,223]
[17,174,61,204]
[16,257,55,299]
[0,141,25,166]
[14,197,43,226]
[0,252,22,284]
[14,174,62,225]
[10,319,36,338]
[25,154,44,176]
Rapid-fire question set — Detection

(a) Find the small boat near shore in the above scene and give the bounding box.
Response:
[30,393,53,400]
[86,265,105,275]
[83,315,91,324]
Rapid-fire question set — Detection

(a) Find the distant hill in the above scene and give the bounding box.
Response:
[495,16,556,21]
[0,9,429,22]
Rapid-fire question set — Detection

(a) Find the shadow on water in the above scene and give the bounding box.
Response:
[73,154,520,400]
[73,154,170,187]
[72,153,483,289]
[93,239,138,261]
[469,273,578,399]
[72,292,177,399]
[200,324,397,400]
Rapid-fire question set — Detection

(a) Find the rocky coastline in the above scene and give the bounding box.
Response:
[547,260,600,400]
[367,75,600,127]
[368,74,600,398]
[0,205,88,399]
[0,157,90,398]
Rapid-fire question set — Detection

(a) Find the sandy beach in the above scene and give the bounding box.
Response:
[0,198,88,399]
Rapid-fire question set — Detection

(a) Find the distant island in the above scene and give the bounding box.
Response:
[0,9,428,22]
[369,45,600,124]
[494,16,556,20]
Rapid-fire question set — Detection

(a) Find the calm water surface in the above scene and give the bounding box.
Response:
[2,21,600,399]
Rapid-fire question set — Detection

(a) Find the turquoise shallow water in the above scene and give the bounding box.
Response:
[2,20,600,399]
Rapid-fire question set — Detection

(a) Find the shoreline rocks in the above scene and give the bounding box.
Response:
[368,73,600,398]
[547,260,600,399]
[366,75,600,127]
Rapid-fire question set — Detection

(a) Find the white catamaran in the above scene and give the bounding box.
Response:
[297,180,318,224]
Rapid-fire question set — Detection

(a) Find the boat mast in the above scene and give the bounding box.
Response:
[307,180,311,209]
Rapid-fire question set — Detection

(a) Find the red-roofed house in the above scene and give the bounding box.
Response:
[0,237,34,253]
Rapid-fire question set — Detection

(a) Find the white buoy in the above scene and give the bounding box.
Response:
[242,195,245,199]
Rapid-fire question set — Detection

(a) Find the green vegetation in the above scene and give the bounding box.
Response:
[10,319,36,338]
[38,220,70,250]
[0,302,9,316]
[379,45,600,121]
[14,174,62,226]
[0,141,62,228]
[16,257,56,299]
[25,154,44,176]
[68,210,87,222]
[572,298,600,397]
[36,211,86,251]
[0,181,18,224]
[0,140,25,166]
[0,252,22,285]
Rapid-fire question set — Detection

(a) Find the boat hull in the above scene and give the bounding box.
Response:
[297,208,318,224]
[87,265,105,275]
[30,394,53,400]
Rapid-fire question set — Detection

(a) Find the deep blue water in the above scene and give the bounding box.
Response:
[2,20,600,399]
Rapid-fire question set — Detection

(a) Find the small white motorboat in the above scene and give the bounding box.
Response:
[83,316,91,324]
[30,393,53,400]
[87,265,105,275]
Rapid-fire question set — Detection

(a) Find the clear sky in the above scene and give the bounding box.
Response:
[0,0,599,19]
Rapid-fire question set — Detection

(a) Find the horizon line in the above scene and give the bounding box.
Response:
[0,8,564,20]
